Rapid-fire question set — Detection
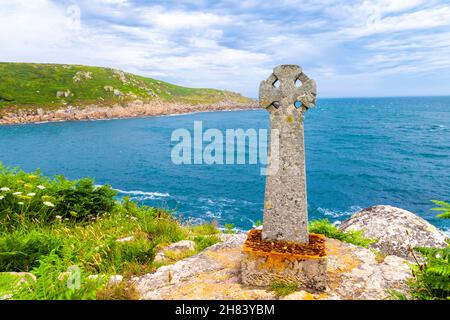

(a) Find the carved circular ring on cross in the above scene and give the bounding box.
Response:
[259,65,317,112]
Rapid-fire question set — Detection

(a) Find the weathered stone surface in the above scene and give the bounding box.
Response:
[241,230,327,291]
[260,65,317,243]
[340,205,449,260]
[154,240,197,263]
[135,233,412,300]
[241,250,327,291]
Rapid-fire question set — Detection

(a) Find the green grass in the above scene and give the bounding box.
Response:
[270,281,298,297]
[0,164,221,299]
[309,219,375,248]
[0,62,253,115]
[0,272,21,296]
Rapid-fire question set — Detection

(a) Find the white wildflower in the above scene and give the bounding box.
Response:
[36,185,46,190]
[55,215,62,220]
[18,202,24,206]
[27,193,36,197]
[43,201,55,207]
[0,187,10,192]
[0,195,4,200]
[436,253,442,259]
[13,192,23,196]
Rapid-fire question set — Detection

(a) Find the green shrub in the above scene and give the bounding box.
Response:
[0,230,63,272]
[52,178,117,221]
[0,165,116,227]
[309,219,375,248]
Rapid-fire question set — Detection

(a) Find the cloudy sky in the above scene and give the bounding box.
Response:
[1,0,450,98]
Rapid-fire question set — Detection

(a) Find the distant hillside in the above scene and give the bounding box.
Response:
[0,62,253,112]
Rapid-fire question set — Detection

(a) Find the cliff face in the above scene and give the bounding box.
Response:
[135,206,447,300]
[0,100,258,125]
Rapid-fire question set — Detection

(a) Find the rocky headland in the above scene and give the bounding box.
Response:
[0,62,257,125]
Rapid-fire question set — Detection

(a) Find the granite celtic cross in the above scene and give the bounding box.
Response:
[260,65,317,244]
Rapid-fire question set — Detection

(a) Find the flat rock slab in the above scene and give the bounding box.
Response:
[135,233,412,300]
[340,205,449,261]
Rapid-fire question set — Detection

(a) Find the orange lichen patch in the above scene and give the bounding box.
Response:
[243,229,326,260]
[324,239,362,293]
[326,239,361,273]
[302,292,328,300]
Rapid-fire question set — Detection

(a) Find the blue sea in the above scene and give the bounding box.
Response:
[0,96,449,232]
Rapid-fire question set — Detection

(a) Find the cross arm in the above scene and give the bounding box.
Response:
[259,74,283,109]
[294,77,317,109]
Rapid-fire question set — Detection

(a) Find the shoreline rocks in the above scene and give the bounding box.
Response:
[339,205,449,261]
[0,100,258,126]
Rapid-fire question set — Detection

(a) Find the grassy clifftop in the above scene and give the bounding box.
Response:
[0,62,252,110]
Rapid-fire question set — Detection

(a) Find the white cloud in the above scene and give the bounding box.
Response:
[0,0,449,97]
[144,8,232,31]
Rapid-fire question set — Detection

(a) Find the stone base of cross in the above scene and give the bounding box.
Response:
[240,65,328,291]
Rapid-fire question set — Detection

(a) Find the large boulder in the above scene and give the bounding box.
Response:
[340,205,449,260]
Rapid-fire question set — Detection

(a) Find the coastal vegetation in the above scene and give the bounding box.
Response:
[404,201,450,300]
[1,164,448,300]
[0,62,253,117]
[309,219,375,248]
[0,164,220,299]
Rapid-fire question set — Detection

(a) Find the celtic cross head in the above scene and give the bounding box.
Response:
[259,65,317,111]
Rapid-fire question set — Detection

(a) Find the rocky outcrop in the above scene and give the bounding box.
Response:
[340,205,449,261]
[134,233,412,300]
[154,240,196,263]
[0,100,258,125]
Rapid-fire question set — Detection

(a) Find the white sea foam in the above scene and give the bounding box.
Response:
[205,210,221,219]
[317,206,362,218]
[95,184,170,199]
[114,188,170,197]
